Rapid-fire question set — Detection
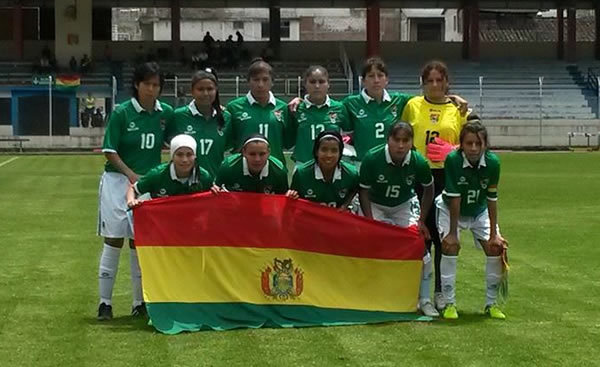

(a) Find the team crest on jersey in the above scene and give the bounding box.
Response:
[430,113,440,125]
[406,174,415,186]
[377,174,388,183]
[273,110,283,122]
[231,183,241,191]
[217,128,224,136]
[480,178,489,189]
[263,185,274,194]
[328,112,338,124]
[160,118,166,130]
[391,105,398,118]
[338,188,348,198]
[127,122,139,132]
[458,176,468,185]
[240,112,252,121]
[357,109,367,119]
[261,258,304,300]
[305,188,316,198]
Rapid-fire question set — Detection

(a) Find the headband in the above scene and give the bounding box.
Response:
[243,137,269,147]
[318,133,341,143]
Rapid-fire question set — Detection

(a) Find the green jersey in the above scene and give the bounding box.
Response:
[290,160,359,208]
[342,90,412,161]
[215,153,289,194]
[167,102,233,177]
[226,92,292,163]
[443,150,500,217]
[291,95,349,163]
[134,162,214,198]
[102,98,174,175]
[360,145,433,207]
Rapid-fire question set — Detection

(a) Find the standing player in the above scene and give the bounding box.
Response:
[358,122,438,317]
[97,62,174,320]
[166,68,232,177]
[126,134,217,208]
[215,134,289,194]
[400,60,469,311]
[342,57,412,164]
[436,122,508,320]
[226,58,293,163]
[288,130,358,209]
[291,65,350,165]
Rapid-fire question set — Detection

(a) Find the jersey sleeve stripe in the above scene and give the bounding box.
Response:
[487,197,498,201]
[359,183,371,189]
[421,178,434,187]
[442,189,460,197]
[102,148,117,153]
[133,182,141,195]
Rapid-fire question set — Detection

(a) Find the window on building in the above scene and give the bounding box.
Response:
[261,20,291,39]
[233,21,244,29]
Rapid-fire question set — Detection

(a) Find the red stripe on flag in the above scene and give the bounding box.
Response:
[134,192,424,261]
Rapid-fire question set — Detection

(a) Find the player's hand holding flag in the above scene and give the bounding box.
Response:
[426,137,457,162]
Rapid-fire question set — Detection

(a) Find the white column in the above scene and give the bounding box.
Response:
[54,0,93,67]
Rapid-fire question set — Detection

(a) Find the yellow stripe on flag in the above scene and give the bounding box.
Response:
[138,246,422,313]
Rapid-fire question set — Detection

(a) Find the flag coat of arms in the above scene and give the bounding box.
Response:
[134,192,426,334]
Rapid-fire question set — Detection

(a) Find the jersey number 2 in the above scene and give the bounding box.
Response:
[375,122,385,138]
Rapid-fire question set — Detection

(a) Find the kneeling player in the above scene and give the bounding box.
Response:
[288,130,359,209]
[215,134,289,194]
[126,134,218,208]
[358,122,438,317]
[436,122,508,320]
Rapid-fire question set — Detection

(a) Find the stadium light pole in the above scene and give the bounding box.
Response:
[597,76,600,119]
[111,76,117,112]
[538,76,543,146]
[478,76,484,118]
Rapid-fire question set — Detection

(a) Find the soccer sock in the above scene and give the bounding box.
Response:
[98,243,121,305]
[419,252,433,301]
[130,249,144,307]
[485,256,502,306]
[440,255,458,305]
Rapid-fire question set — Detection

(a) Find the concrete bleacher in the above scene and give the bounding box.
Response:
[386,61,596,120]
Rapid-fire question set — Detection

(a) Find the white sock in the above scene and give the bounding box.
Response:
[130,249,144,307]
[98,243,121,305]
[419,252,433,302]
[440,255,458,305]
[485,256,502,306]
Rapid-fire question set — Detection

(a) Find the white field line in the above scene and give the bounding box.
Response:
[0,157,19,168]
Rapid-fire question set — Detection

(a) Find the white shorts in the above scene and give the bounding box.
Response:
[435,195,500,249]
[371,196,420,228]
[97,171,133,239]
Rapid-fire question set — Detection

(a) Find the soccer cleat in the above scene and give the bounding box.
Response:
[97,303,113,321]
[131,303,147,317]
[485,304,506,320]
[434,292,446,311]
[442,304,459,320]
[418,300,439,317]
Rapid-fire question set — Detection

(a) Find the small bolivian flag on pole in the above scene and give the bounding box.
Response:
[134,192,427,334]
[55,74,80,89]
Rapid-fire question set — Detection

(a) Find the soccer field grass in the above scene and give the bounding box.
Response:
[0,153,599,366]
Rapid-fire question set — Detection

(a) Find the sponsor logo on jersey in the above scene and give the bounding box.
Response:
[305,188,316,198]
[261,258,304,300]
[240,112,252,121]
[273,110,283,122]
[480,178,489,189]
[127,122,139,132]
[458,176,468,185]
[185,125,196,135]
[328,112,338,124]
[158,188,167,197]
[406,174,415,186]
[231,183,241,191]
[263,185,274,194]
[297,112,307,123]
[356,109,367,119]
[377,174,388,184]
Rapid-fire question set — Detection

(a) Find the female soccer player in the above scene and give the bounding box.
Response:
[435,122,508,320]
[400,60,470,311]
[226,58,293,163]
[215,134,289,194]
[358,122,438,317]
[288,130,358,209]
[126,134,216,208]
[166,68,232,177]
[291,65,350,165]
[97,62,174,320]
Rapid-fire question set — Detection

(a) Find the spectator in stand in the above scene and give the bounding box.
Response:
[236,30,244,44]
[80,54,92,73]
[69,56,78,72]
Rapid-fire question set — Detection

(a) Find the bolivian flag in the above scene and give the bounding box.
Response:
[134,192,427,334]
[55,74,80,89]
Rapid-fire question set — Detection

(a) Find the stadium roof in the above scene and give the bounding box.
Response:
[1,1,599,9]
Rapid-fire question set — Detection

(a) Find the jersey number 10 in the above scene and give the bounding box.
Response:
[140,133,155,149]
